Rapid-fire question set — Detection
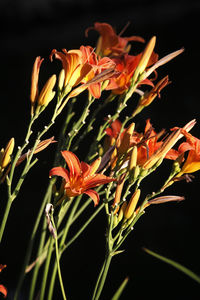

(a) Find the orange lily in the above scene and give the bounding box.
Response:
[105,52,158,95]
[86,22,145,57]
[79,45,116,98]
[176,131,200,176]
[136,119,164,167]
[50,47,92,92]
[143,119,196,169]
[49,151,116,206]
[0,264,7,298]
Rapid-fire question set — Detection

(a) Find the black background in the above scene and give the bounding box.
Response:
[0,0,200,299]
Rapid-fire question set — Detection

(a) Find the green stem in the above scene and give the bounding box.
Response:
[39,236,54,300]
[14,179,55,300]
[47,196,81,299]
[66,97,95,151]
[92,253,112,300]
[92,211,114,300]
[51,216,67,300]
[0,197,12,242]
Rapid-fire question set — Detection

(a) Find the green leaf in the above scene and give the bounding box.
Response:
[144,248,200,284]
[111,277,129,300]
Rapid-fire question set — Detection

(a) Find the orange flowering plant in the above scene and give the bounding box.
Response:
[0,21,199,300]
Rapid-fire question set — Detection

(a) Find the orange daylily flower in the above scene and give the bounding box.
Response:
[0,264,7,298]
[50,48,92,92]
[79,45,116,98]
[136,119,163,167]
[49,151,116,206]
[86,22,145,57]
[143,119,196,169]
[176,131,200,176]
[105,51,158,95]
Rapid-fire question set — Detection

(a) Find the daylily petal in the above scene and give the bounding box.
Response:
[84,189,100,206]
[49,167,69,182]
[61,151,81,178]
[0,285,7,298]
[81,161,91,177]
[84,174,115,189]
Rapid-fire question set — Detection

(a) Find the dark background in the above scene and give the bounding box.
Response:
[0,0,200,299]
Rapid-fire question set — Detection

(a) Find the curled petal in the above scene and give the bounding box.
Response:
[49,167,69,183]
[84,189,100,206]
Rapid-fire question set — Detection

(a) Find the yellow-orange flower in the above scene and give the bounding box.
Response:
[49,151,116,206]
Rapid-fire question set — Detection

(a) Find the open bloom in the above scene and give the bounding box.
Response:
[79,45,116,98]
[176,131,200,176]
[49,151,116,206]
[50,48,92,92]
[105,50,158,94]
[86,22,145,57]
[143,119,196,169]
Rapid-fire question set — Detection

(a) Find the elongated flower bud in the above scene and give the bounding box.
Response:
[124,189,141,219]
[129,146,137,171]
[30,56,44,104]
[133,36,156,82]
[118,201,127,223]
[58,69,65,91]
[30,56,44,115]
[1,138,15,169]
[118,123,135,155]
[112,176,125,210]
[37,74,57,108]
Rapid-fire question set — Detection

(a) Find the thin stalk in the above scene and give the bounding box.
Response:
[28,216,48,300]
[92,253,112,300]
[14,178,55,300]
[47,196,82,299]
[39,236,54,300]
[51,216,67,300]
[92,212,114,300]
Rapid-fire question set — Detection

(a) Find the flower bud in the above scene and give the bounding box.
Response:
[118,123,135,155]
[124,189,141,219]
[118,201,127,223]
[37,74,57,108]
[1,138,15,169]
[132,36,156,83]
[58,69,65,91]
[129,146,137,171]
